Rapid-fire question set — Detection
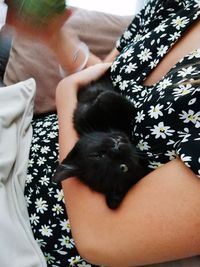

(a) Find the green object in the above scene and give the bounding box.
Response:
[13,0,67,25]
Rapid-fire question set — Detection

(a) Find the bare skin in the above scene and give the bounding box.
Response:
[56,17,200,267]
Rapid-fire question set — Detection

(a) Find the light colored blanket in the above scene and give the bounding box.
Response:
[0,79,46,267]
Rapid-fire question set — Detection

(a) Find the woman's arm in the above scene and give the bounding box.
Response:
[49,26,102,73]
[56,63,112,159]
[103,47,119,63]
[56,65,200,267]
[63,160,200,267]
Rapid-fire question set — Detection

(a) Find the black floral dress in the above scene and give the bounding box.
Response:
[24,0,200,266]
[111,0,200,175]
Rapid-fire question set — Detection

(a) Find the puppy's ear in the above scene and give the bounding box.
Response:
[52,163,79,183]
[52,144,80,183]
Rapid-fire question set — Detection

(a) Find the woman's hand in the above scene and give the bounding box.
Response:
[57,62,112,93]
[56,62,112,119]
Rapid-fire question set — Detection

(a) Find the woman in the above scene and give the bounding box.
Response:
[56,0,200,266]
[7,0,200,266]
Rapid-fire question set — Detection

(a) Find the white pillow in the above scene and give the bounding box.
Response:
[0,79,47,267]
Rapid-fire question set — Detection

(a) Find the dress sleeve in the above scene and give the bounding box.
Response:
[176,127,200,177]
[116,0,159,51]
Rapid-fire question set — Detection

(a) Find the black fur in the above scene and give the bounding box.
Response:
[52,72,149,209]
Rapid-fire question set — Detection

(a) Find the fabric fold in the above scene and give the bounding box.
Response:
[0,78,47,267]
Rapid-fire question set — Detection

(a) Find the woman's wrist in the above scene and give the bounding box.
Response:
[59,41,90,76]
[50,26,91,74]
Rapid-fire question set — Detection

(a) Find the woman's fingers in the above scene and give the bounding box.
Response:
[68,62,112,87]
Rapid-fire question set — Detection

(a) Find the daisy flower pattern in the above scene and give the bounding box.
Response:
[138,48,152,62]
[25,1,200,266]
[150,122,175,139]
[110,0,200,175]
[148,104,164,119]
[179,110,200,128]
[171,16,189,30]
[24,115,95,266]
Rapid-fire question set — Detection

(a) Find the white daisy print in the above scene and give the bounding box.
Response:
[123,30,132,39]
[149,59,159,69]
[59,235,74,249]
[165,150,177,160]
[37,156,47,166]
[125,62,137,73]
[172,83,193,99]
[25,195,32,207]
[187,49,200,59]
[38,130,46,136]
[177,128,191,143]
[28,158,34,168]
[26,174,33,183]
[43,121,52,127]
[138,48,152,62]
[35,121,43,127]
[60,219,71,232]
[148,161,163,169]
[30,213,40,226]
[194,0,200,8]
[68,256,82,266]
[35,238,46,248]
[122,47,134,58]
[135,110,145,123]
[31,144,40,152]
[39,225,53,237]
[171,16,189,30]
[178,66,196,77]
[54,188,64,202]
[77,261,92,267]
[48,131,58,139]
[157,45,168,57]
[148,104,164,119]
[114,75,122,84]
[111,60,120,72]
[195,114,200,128]
[52,204,64,215]
[134,33,142,42]
[137,140,150,151]
[39,175,50,186]
[155,23,167,33]
[40,146,50,154]
[188,98,197,106]
[179,153,192,167]
[179,110,200,126]
[44,253,56,265]
[150,122,175,139]
[168,31,181,42]
[119,80,129,90]
[157,77,172,91]
[35,198,48,213]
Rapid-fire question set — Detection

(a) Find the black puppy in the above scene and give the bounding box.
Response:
[52,72,149,209]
